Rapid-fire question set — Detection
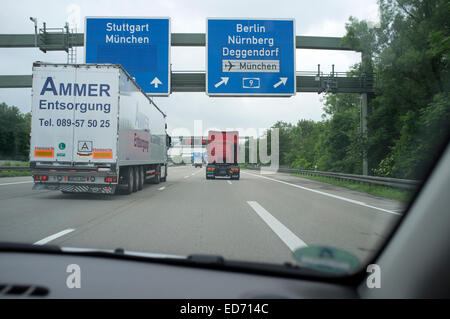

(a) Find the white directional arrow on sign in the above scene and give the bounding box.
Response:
[150,77,162,88]
[273,77,288,88]
[214,77,229,88]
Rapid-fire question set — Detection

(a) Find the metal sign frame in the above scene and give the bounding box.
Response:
[84,16,171,96]
[206,17,296,97]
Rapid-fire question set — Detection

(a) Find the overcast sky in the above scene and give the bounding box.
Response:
[0,0,379,136]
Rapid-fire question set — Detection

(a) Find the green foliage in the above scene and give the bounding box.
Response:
[0,103,31,161]
[342,0,450,179]
[263,93,363,174]
[260,0,449,180]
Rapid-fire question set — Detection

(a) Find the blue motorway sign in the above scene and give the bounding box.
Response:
[85,17,170,95]
[207,18,295,96]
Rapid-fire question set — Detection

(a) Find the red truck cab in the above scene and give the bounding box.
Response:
[206,131,240,180]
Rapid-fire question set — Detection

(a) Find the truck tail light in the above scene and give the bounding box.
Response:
[104,177,117,183]
[207,167,215,171]
[35,175,48,181]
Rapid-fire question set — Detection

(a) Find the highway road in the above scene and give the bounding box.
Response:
[0,166,406,265]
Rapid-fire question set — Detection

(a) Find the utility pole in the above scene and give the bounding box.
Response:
[361,92,368,176]
[361,51,371,176]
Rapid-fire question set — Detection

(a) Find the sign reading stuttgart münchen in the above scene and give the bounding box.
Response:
[85,17,170,95]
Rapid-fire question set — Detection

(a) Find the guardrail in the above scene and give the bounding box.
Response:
[0,166,31,171]
[244,166,420,190]
[2,165,188,170]
[1,165,420,189]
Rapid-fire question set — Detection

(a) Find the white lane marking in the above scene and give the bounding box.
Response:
[184,176,189,179]
[0,181,33,186]
[243,171,400,216]
[34,229,75,245]
[158,186,165,191]
[191,173,195,176]
[247,201,307,252]
[227,181,232,185]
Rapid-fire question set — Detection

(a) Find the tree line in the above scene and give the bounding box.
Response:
[260,0,449,180]
[0,103,31,161]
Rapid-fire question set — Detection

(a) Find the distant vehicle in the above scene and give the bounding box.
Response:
[193,152,203,168]
[29,62,170,195]
[206,131,240,180]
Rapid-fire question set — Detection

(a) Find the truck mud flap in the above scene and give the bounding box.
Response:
[33,183,116,194]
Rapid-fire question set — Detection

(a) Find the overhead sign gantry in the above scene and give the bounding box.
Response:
[85,17,170,95]
[206,18,295,96]
[0,18,374,174]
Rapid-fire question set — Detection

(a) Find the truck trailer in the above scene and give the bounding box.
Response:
[30,62,170,195]
[205,131,240,180]
[193,152,203,168]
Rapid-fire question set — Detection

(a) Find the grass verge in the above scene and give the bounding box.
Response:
[0,162,31,178]
[291,173,413,202]
[0,170,32,178]
[1,162,29,167]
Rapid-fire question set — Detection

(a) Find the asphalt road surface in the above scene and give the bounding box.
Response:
[0,166,406,265]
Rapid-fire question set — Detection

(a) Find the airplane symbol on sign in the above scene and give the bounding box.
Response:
[223,60,234,72]
[227,61,233,71]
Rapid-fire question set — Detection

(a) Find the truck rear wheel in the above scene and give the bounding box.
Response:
[132,166,138,192]
[137,166,144,191]
[123,167,134,195]
[152,165,161,184]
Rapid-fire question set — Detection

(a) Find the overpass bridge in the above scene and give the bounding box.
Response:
[0,32,374,94]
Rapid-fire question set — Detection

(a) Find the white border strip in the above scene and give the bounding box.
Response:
[243,171,401,216]
[247,201,307,251]
[0,181,33,186]
[34,229,75,245]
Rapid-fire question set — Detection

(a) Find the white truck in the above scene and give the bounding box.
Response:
[30,62,170,195]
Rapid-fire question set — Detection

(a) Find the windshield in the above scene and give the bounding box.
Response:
[0,0,449,277]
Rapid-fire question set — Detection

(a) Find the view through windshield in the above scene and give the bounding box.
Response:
[0,0,449,277]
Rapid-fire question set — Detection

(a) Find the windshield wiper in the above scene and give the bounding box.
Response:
[0,241,61,253]
[0,242,348,282]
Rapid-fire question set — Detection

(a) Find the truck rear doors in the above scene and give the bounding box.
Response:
[30,65,118,165]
